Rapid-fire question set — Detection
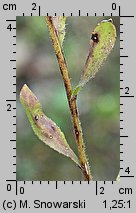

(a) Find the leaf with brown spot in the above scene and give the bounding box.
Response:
[20,84,80,166]
[72,18,117,97]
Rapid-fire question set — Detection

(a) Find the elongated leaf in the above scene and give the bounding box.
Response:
[51,16,66,47]
[20,84,80,166]
[72,18,117,97]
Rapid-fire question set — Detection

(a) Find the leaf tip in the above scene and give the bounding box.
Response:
[20,84,40,112]
[101,18,113,23]
[20,84,29,97]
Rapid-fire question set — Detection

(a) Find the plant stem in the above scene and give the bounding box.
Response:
[45,16,92,181]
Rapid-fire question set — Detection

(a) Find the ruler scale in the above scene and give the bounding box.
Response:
[0,0,136,212]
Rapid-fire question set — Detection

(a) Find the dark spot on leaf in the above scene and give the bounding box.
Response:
[108,18,113,23]
[91,33,99,43]
[75,130,79,136]
[51,125,56,132]
[49,135,53,139]
[34,115,39,121]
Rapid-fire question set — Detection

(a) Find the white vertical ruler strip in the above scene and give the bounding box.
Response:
[0,0,136,212]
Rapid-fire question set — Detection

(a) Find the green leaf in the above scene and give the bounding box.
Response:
[72,18,117,97]
[52,16,66,47]
[20,84,80,166]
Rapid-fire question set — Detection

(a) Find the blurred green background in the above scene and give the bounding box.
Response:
[17,16,120,181]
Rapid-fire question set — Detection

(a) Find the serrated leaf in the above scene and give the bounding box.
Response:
[20,84,80,166]
[72,18,117,97]
[52,16,66,47]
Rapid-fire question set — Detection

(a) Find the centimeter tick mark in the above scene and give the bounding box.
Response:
[16,181,18,195]
[39,6,41,16]
[56,181,58,189]
[120,55,128,57]
[79,10,81,16]
[120,95,134,98]
[6,20,16,22]
[10,60,16,62]
[6,100,16,102]
[96,181,98,195]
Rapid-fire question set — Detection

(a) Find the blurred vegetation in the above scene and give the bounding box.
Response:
[17,16,119,181]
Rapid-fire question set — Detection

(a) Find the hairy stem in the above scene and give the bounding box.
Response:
[45,16,92,181]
